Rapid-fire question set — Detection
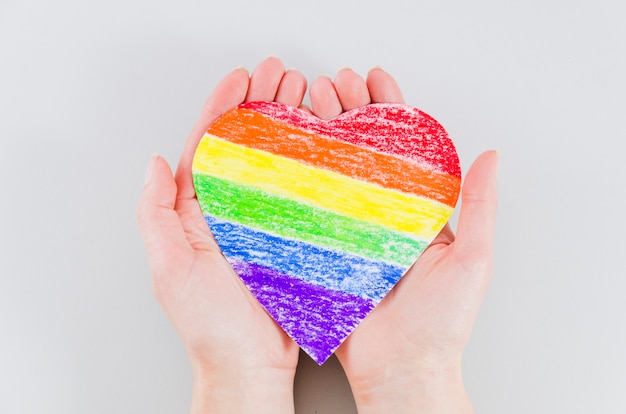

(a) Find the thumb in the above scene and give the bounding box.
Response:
[454,150,499,261]
[136,154,194,275]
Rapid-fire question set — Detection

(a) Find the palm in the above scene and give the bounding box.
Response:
[155,198,300,371]
[137,57,309,374]
[305,68,497,402]
[334,225,491,387]
[138,60,497,411]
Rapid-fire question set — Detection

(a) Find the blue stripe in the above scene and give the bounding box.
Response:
[206,216,405,302]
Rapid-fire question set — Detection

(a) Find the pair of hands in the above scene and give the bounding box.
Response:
[136,57,498,413]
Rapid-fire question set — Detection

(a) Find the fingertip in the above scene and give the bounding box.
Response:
[144,153,158,185]
[464,150,499,191]
[265,55,282,65]
[494,150,500,179]
[334,68,371,111]
[336,66,354,75]
[366,66,386,80]
[366,68,404,104]
[275,69,308,107]
[246,56,286,102]
[482,148,499,161]
[137,154,177,228]
[143,153,172,189]
[367,66,384,75]
[490,149,500,175]
[143,154,176,196]
[310,75,342,120]
[454,150,499,257]
[233,66,250,76]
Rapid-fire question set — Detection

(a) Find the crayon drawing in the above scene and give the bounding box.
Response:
[192,101,461,364]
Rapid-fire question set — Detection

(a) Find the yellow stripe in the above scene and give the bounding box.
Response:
[192,135,453,239]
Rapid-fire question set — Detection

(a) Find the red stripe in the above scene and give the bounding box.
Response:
[241,101,461,178]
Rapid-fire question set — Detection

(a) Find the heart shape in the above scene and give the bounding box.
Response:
[192,101,461,364]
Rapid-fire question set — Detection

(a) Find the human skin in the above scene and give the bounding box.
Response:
[136,56,497,413]
[137,58,305,413]
[311,66,498,414]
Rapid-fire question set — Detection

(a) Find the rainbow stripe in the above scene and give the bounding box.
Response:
[192,101,461,364]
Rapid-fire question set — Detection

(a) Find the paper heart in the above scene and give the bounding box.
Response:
[192,101,461,364]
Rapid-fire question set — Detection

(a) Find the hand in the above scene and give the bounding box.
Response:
[307,68,498,413]
[136,57,308,413]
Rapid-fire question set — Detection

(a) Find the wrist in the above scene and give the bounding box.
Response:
[189,359,295,413]
[348,359,473,414]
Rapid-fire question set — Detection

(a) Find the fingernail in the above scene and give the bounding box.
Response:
[494,150,500,179]
[144,153,158,185]
[337,66,353,74]
[234,66,249,75]
[368,66,384,74]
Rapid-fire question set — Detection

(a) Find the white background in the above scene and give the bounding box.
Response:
[1,0,625,412]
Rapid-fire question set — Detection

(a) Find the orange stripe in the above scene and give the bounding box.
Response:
[208,108,461,206]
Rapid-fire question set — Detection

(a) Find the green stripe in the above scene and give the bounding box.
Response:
[193,172,428,267]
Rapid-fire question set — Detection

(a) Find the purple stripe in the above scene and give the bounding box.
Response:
[232,261,376,365]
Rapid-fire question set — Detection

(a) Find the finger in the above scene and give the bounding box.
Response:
[429,223,455,247]
[454,150,499,260]
[334,68,371,111]
[298,103,313,114]
[366,67,405,104]
[175,67,250,200]
[275,69,307,107]
[245,56,286,102]
[309,75,342,120]
[136,154,195,277]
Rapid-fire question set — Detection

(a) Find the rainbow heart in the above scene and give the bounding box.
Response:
[192,101,461,364]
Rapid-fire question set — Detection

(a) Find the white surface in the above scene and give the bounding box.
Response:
[1,0,625,412]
